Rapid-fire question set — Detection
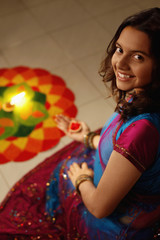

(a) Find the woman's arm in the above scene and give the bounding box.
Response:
[68,150,142,219]
[92,135,100,149]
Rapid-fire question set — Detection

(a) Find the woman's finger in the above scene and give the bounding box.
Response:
[70,163,79,172]
[67,170,72,178]
[81,162,88,169]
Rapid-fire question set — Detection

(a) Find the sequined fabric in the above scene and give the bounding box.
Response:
[45,143,96,240]
[0,141,83,239]
[1,112,160,239]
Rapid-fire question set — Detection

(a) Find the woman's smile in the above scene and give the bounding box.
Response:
[117,71,134,81]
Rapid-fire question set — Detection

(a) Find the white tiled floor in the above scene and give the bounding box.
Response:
[0,0,160,203]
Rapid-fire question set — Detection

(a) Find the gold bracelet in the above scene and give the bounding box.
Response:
[83,134,89,148]
[75,174,93,196]
[83,132,97,149]
[88,132,97,149]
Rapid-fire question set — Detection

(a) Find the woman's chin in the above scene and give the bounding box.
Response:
[116,84,133,92]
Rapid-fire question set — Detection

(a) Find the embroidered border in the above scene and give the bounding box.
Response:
[114,143,146,171]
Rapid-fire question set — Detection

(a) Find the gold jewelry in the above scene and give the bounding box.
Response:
[83,134,89,148]
[83,132,97,149]
[75,174,93,196]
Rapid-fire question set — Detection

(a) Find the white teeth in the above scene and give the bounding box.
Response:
[118,72,130,78]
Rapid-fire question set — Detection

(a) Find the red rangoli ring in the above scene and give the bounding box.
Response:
[0,66,77,164]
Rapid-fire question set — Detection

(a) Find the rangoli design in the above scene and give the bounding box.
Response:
[0,67,77,164]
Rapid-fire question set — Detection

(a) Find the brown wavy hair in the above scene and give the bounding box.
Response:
[99,7,160,121]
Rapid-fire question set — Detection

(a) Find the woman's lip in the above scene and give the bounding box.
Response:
[117,72,134,81]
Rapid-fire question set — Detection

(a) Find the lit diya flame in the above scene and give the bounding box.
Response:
[2,92,26,112]
[10,91,26,106]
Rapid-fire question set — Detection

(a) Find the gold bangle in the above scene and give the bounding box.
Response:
[75,174,93,196]
[84,132,97,149]
[83,134,89,148]
[88,132,97,149]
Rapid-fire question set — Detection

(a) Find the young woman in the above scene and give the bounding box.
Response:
[1,7,160,240]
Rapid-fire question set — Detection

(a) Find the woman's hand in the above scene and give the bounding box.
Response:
[55,114,90,142]
[68,162,94,187]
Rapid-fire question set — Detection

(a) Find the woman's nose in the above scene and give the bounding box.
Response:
[117,56,130,70]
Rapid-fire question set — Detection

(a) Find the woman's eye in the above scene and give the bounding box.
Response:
[115,46,123,54]
[134,54,144,61]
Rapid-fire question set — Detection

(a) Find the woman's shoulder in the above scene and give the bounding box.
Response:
[101,111,160,137]
[115,113,160,171]
[115,112,160,142]
[122,112,160,131]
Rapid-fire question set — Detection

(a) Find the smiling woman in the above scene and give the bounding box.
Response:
[111,26,154,92]
[1,7,160,240]
[100,8,160,122]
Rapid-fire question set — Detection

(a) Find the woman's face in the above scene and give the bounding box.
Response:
[111,26,154,92]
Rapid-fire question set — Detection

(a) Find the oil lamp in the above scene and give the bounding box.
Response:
[2,92,26,112]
